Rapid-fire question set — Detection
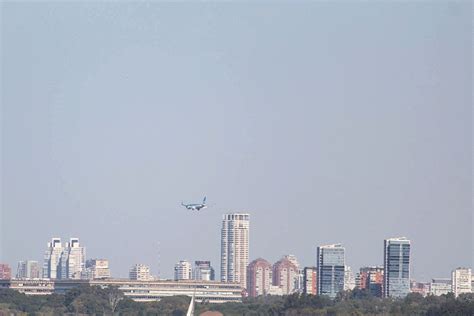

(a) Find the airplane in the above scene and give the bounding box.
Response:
[181,197,208,211]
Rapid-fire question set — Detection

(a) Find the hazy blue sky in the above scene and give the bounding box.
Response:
[1,1,471,281]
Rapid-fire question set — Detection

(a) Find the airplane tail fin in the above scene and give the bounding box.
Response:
[203,196,207,204]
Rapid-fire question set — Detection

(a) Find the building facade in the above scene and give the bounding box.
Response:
[0,264,12,280]
[430,278,452,296]
[344,266,356,291]
[303,267,317,295]
[174,260,192,281]
[247,258,272,297]
[273,257,299,295]
[16,261,40,279]
[129,264,152,281]
[84,259,111,279]
[63,238,86,279]
[0,279,242,303]
[358,266,384,297]
[383,237,410,298]
[221,213,249,289]
[43,237,86,280]
[194,261,215,281]
[317,244,345,298]
[43,238,63,279]
[452,267,472,297]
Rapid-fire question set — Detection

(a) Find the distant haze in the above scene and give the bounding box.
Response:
[1,2,472,280]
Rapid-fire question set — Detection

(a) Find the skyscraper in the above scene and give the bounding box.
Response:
[194,261,215,281]
[64,238,86,279]
[43,238,63,279]
[383,237,410,298]
[273,257,299,295]
[221,213,249,289]
[43,237,86,280]
[452,267,472,297]
[174,260,192,280]
[16,261,40,279]
[317,244,345,298]
[247,258,272,297]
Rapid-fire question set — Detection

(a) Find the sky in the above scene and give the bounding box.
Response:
[1,1,472,281]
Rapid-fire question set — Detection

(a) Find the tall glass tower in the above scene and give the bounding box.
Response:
[383,237,410,298]
[317,244,345,298]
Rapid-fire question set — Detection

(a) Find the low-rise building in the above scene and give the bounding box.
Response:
[0,279,54,295]
[54,279,242,303]
[0,278,243,303]
[410,281,430,296]
[430,278,451,296]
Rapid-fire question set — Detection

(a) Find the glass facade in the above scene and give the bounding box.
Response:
[383,237,410,298]
[317,244,345,298]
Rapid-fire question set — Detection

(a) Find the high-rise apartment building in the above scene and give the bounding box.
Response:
[344,266,356,291]
[43,238,63,279]
[430,278,452,296]
[452,267,472,297]
[383,237,410,298]
[16,261,40,279]
[84,259,111,279]
[273,257,299,295]
[194,261,215,281]
[317,244,345,298]
[174,260,192,281]
[358,266,384,297]
[247,258,272,297]
[282,255,303,292]
[64,238,86,279]
[0,264,12,280]
[129,264,152,281]
[43,237,86,280]
[303,267,317,295]
[221,213,249,289]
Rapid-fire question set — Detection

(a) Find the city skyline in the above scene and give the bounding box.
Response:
[2,1,471,283]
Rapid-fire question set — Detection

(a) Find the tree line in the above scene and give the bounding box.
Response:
[0,286,472,315]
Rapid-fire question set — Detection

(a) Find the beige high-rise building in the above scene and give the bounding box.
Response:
[43,238,63,279]
[129,264,152,281]
[247,258,272,297]
[452,267,472,297]
[84,259,111,279]
[221,213,249,289]
[273,257,299,295]
[174,260,192,280]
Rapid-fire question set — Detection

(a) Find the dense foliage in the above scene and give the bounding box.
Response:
[0,286,472,315]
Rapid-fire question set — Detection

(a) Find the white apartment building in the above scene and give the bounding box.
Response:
[129,264,152,281]
[174,260,192,280]
[452,267,472,297]
[221,213,249,289]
